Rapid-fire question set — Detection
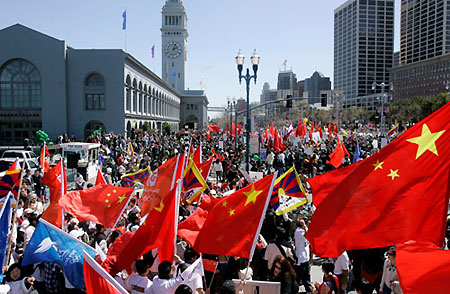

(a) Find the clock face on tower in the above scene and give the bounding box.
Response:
[165,41,182,59]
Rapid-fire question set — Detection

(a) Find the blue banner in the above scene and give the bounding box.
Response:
[0,193,12,283]
[122,10,127,30]
[22,219,96,289]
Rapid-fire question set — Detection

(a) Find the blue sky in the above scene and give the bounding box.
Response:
[1,0,400,110]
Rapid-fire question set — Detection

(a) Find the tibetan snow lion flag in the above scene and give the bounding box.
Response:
[121,168,151,187]
[182,159,208,204]
[270,167,308,215]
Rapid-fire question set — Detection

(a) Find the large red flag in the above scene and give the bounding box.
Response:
[59,185,134,228]
[193,174,276,259]
[113,185,179,273]
[397,242,450,294]
[208,125,220,133]
[306,102,450,258]
[83,251,128,294]
[95,169,106,186]
[41,161,66,227]
[141,155,179,216]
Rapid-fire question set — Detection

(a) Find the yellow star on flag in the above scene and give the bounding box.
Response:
[372,160,384,171]
[117,194,127,204]
[243,185,263,206]
[222,201,228,207]
[407,123,445,159]
[228,209,235,216]
[387,169,400,180]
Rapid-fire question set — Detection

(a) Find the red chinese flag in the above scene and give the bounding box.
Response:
[197,158,213,181]
[296,120,302,137]
[40,143,50,174]
[41,161,66,227]
[269,123,275,139]
[141,155,178,216]
[114,186,178,271]
[327,138,347,168]
[177,195,220,247]
[193,174,276,258]
[208,125,220,133]
[397,242,450,294]
[193,143,202,165]
[306,102,450,257]
[95,169,106,186]
[58,185,134,228]
[83,251,128,294]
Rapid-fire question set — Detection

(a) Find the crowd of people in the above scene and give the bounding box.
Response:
[1,124,408,294]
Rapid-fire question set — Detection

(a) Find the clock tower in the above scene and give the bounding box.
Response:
[161,0,187,93]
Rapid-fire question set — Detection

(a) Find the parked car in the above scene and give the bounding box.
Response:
[0,158,39,178]
[1,150,38,161]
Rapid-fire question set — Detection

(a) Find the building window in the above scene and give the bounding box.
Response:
[0,58,41,109]
[85,73,105,110]
[86,94,105,110]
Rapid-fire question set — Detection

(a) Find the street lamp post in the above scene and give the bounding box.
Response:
[444,81,449,94]
[236,49,259,172]
[372,82,392,137]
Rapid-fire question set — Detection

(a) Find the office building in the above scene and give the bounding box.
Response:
[400,0,450,65]
[304,71,331,104]
[334,0,394,107]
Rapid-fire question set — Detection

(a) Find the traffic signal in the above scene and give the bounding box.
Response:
[321,93,327,107]
[286,95,293,108]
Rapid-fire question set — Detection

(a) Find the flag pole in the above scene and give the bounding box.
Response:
[173,180,181,259]
[238,173,277,290]
[2,193,12,269]
[61,161,66,229]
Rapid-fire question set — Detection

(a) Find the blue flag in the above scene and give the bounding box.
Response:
[22,219,96,289]
[353,142,361,163]
[122,10,127,30]
[0,193,12,283]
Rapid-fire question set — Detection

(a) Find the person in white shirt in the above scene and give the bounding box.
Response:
[334,251,350,293]
[294,219,311,292]
[264,227,294,270]
[149,261,184,294]
[23,214,37,251]
[213,159,223,183]
[128,260,153,294]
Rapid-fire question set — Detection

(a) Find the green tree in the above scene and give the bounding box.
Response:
[142,121,150,132]
[162,122,171,135]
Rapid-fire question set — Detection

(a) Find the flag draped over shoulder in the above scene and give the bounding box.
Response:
[270,167,308,215]
[193,174,276,259]
[22,219,96,290]
[83,251,128,294]
[121,168,150,187]
[41,161,66,227]
[306,102,450,258]
[182,160,208,204]
[59,185,134,228]
[397,242,450,294]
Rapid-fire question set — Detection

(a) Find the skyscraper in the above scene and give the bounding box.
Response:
[304,71,331,104]
[400,0,450,65]
[334,0,394,107]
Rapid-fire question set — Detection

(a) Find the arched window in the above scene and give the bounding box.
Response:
[84,73,105,110]
[132,79,137,112]
[125,75,131,111]
[138,82,143,113]
[143,84,148,114]
[0,59,41,109]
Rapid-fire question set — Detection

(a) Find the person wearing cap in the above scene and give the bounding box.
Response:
[379,247,402,294]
